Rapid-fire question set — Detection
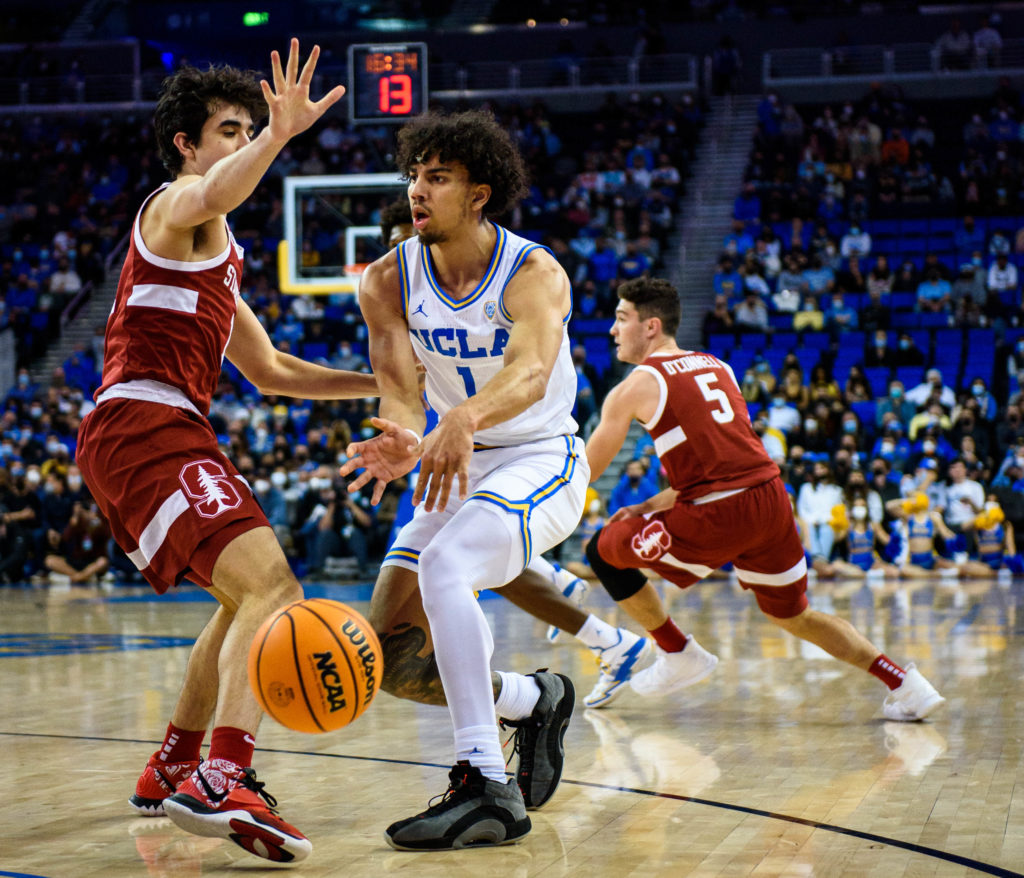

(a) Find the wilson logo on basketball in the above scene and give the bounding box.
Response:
[313,651,347,713]
[179,459,242,519]
[341,619,377,703]
[267,681,295,708]
[631,520,671,562]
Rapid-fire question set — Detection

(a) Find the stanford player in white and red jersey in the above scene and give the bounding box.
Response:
[581,277,945,723]
[75,41,376,861]
[96,182,244,415]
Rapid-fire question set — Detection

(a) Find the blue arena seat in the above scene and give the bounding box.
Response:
[850,400,877,430]
[770,331,798,351]
[864,366,892,396]
[800,331,831,349]
[895,366,924,389]
[890,292,917,311]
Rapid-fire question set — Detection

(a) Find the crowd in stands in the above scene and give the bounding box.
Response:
[695,78,1024,578]
[0,89,700,583]
[4,56,1024,584]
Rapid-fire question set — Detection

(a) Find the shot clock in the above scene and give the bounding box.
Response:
[347,42,428,123]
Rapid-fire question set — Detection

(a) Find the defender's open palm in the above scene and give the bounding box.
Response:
[262,39,344,143]
[339,417,421,505]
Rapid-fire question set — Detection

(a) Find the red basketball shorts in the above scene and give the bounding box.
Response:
[76,398,268,594]
[597,476,808,618]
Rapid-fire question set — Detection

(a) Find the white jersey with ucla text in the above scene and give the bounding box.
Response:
[396,223,578,446]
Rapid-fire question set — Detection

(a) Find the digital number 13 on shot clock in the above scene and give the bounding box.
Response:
[348,43,428,123]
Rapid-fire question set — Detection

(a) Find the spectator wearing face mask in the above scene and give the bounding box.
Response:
[894,332,926,367]
[824,292,859,335]
[899,457,947,515]
[865,331,896,369]
[951,404,990,461]
[5,369,38,406]
[906,369,956,408]
[608,459,660,515]
[868,458,902,518]
[797,460,844,563]
[912,423,955,470]
[828,493,898,579]
[252,472,290,549]
[988,253,1019,310]
[840,224,872,258]
[963,377,997,422]
[916,268,953,313]
[43,499,110,586]
[766,391,801,436]
[734,290,769,333]
[871,419,913,474]
[943,457,986,536]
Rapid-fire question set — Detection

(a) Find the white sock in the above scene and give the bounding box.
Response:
[454,724,507,783]
[575,614,623,650]
[493,671,541,720]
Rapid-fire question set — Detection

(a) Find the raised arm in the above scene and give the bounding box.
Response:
[156,40,344,232]
[226,298,377,399]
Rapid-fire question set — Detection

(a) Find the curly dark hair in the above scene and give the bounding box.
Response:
[395,109,529,217]
[618,277,681,339]
[154,64,267,176]
[379,197,413,245]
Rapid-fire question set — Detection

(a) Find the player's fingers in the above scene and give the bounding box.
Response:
[259,80,274,105]
[371,479,387,506]
[338,453,363,476]
[423,471,444,512]
[432,471,454,513]
[314,85,346,113]
[288,38,301,83]
[411,470,429,506]
[346,469,374,493]
[269,51,284,93]
[299,43,320,85]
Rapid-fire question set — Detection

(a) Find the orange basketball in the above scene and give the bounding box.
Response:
[248,598,383,733]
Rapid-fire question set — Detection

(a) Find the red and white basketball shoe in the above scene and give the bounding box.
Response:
[163,759,312,862]
[130,754,201,817]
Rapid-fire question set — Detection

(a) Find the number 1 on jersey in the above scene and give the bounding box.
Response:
[456,365,477,395]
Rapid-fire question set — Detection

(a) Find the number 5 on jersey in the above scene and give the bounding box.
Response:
[672,371,735,445]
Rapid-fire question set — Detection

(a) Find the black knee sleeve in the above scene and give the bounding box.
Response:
[586,527,647,601]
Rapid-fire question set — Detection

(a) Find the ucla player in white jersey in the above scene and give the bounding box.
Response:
[341,110,590,850]
[377,200,651,710]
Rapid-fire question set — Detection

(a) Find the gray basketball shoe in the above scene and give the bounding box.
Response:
[500,670,575,809]
[385,762,531,851]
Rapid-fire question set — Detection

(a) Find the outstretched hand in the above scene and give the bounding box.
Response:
[338,417,421,505]
[262,38,345,143]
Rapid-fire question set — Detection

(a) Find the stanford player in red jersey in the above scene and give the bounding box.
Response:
[75,41,368,861]
[583,278,945,723]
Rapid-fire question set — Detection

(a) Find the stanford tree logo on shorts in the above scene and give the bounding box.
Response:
[631,520,671,562]
[179,459,242,519]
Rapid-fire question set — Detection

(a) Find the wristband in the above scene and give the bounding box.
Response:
[403,428,422,445]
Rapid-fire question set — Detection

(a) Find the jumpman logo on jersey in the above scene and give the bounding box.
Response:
[412,300,428,317]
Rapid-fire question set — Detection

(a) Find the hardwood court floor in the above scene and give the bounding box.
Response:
[1,574,1022,878]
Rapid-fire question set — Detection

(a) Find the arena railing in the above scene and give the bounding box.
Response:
[764,38,1024,97]
[0,41,698,113]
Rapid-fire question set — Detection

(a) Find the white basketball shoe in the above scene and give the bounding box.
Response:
[629,637,718,697]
